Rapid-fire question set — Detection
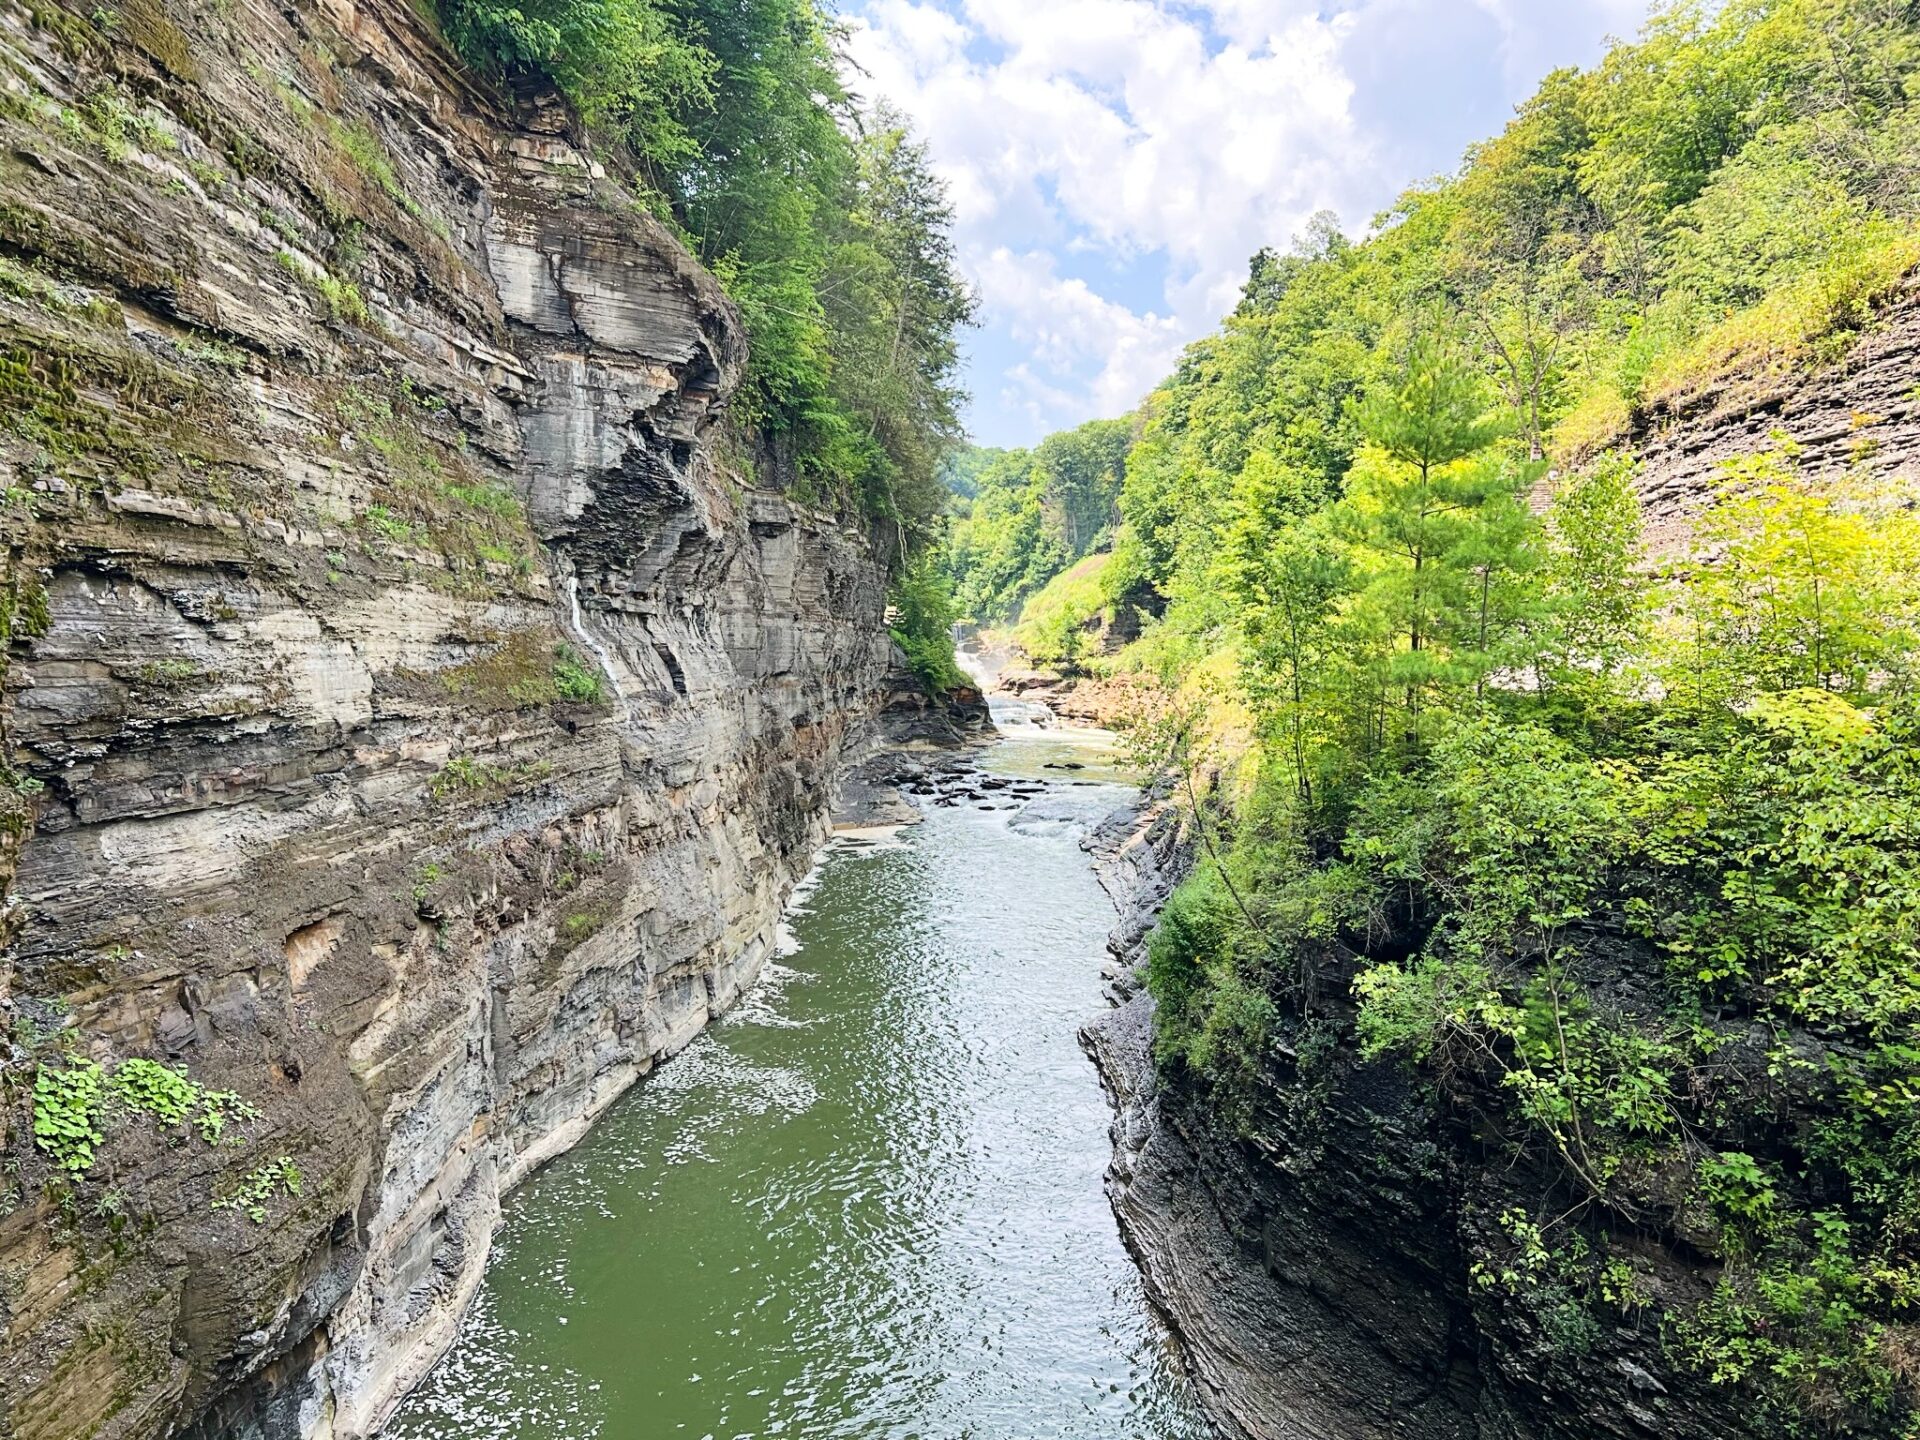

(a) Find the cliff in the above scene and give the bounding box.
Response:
[1626,285,1920,560]
[1083,296,1920,1440]
[1086,824,1784,1440]
[0,2,891,1435]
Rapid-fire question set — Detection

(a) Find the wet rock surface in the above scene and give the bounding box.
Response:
[0,2,890,1436]
[992,666,1152,728]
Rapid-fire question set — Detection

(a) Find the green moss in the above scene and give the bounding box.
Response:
[428,754,554,803]
[274,249,369,325]
[0,323,211,477]
[184,156,226,193]
[0,570,51,646]
[0,346,128,464]
[0,254,85,314]
[443,480,521,518]
[106,0,199,78]
[335,122,405,205]
[330,386,536,576]
[25,0,105,59]
[431,633,603,708]
[135,658,199,687]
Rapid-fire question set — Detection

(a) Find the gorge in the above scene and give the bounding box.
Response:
[5,0,1920,1439]
[0,0,901,1431]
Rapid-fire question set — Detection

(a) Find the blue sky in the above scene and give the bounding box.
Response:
[841,0,1656,448]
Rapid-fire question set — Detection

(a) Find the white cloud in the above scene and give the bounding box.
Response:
[974,248,1185,430]
[842,0,1652,444]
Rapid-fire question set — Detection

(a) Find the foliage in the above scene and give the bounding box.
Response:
[434,0,974,545]
[429,754,554,801]
[1012,552,1114,670]
[887,553,966,697]
[551,643,602,702]
[32,1057,104,1174]
[32,1054,256,1176]
[924,0,1920,1412]
[210,1156,304,1224]
[942,418,1135,623]
[433,0,711,190]
[1113,421,1920,1426]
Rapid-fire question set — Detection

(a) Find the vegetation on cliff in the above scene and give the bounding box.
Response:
[437,0,976,548]
[943,0,1920,1431]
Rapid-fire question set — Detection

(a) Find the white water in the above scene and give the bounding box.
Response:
[564,576,636,727]
[955,643,1129,781]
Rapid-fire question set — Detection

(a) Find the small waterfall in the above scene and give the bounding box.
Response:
[565,575,636,727]
[956,642,1054,731]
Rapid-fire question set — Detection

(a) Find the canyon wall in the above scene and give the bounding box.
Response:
[1084,298,1920,1440]
[0,1,891,1435]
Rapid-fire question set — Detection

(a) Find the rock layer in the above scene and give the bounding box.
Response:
[1625,286,1920,558]
[0,2,889,1436]
[1082,807,1736,1440]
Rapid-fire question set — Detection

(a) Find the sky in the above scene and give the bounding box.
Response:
[839,0,1657,449]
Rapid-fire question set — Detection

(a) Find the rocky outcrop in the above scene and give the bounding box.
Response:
[1627,285,1920,558]
[1082,807,1749,1440]
[1082,805,1468,1440]
[0,2,890,1436]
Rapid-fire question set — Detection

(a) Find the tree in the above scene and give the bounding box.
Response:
[1543,452,1647,704]
[1670,443,1920,711]
[820,111,978,548]
[1334,337,1541,744]
[1449,68,1598,457]
[436,0,976,549]
[888,553,966,695]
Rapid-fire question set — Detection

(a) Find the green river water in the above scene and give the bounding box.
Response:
[386,723,1210,1440]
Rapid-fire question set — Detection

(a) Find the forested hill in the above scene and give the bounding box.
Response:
[948,0,1918,645]
[944,0,1920,1434]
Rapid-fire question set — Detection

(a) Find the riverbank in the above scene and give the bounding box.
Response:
[1080,801,1492,1440]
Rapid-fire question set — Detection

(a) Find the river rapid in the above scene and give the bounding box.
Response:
[386,710,1209,1440]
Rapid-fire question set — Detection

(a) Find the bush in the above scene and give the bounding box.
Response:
[888,554,966,697]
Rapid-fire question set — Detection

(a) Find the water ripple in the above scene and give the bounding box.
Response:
[390,776,1206,1440]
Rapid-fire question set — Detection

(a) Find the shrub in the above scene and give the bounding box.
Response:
[888,554,966,696]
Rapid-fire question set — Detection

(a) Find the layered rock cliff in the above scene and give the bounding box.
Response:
[1083,297,1920,1440]
[0,2,891,1435]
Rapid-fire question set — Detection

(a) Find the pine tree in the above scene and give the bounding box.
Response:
[1335,337,1542,748]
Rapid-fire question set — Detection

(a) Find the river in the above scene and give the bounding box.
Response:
[385,711,1209,1440]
